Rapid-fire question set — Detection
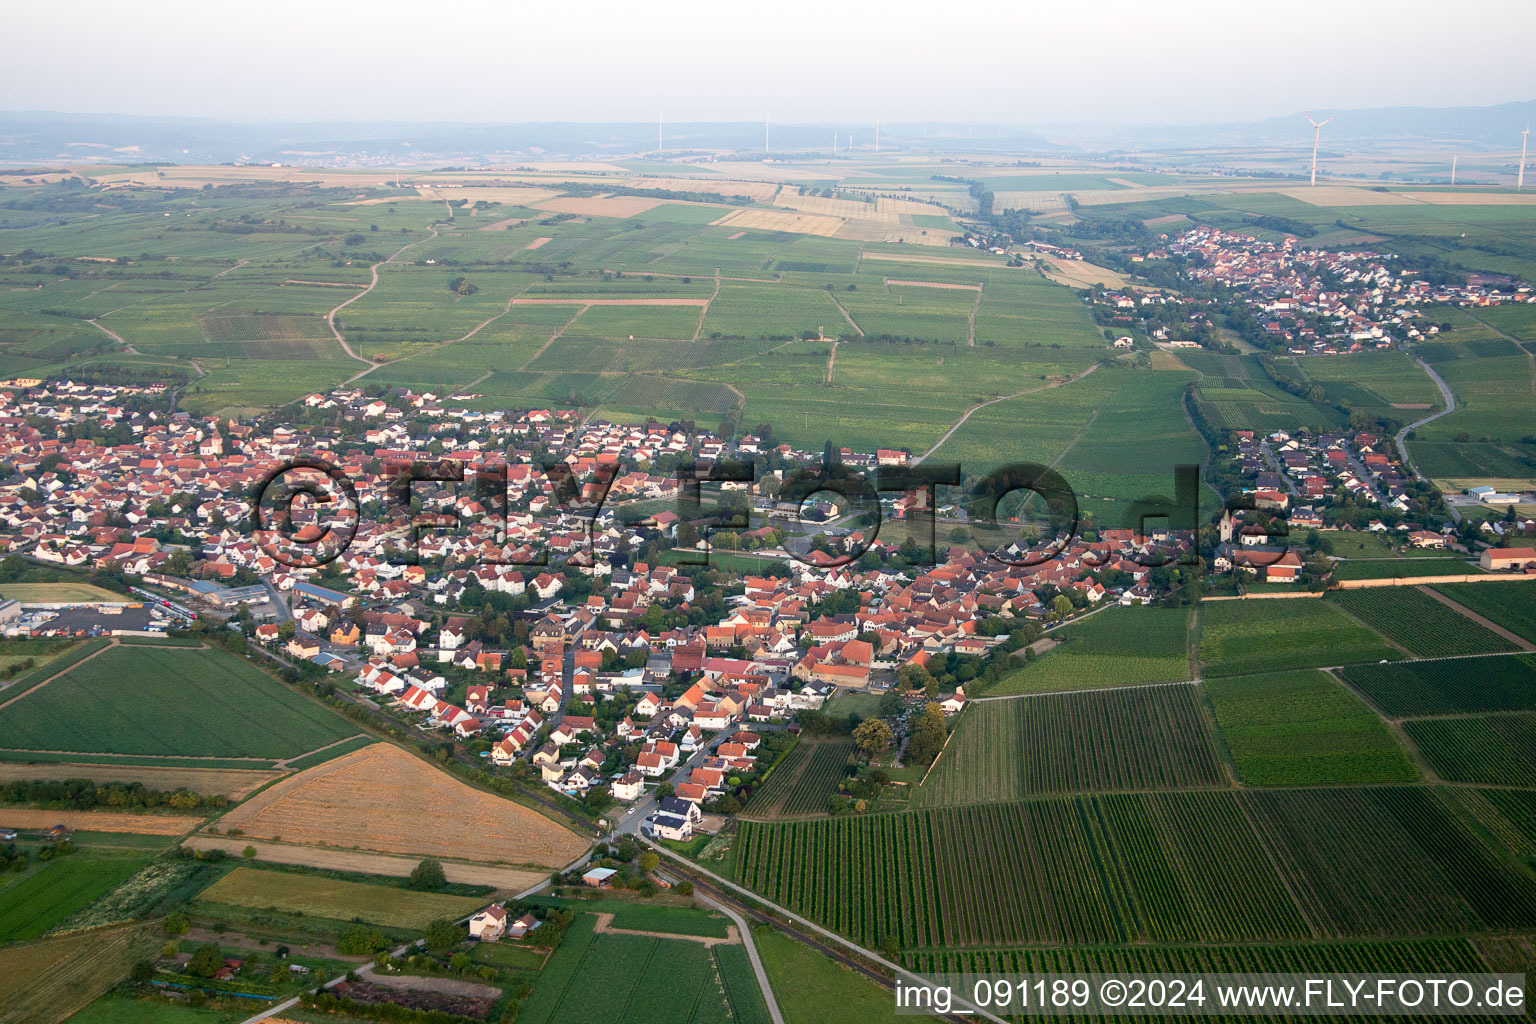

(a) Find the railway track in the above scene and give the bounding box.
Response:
[666,860,978,1024]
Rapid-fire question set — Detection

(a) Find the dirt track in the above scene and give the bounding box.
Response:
[0,762,281,799]
[0,808,202,835]
[510,297,707,306]
[184,836,548,891]
[591,912,739,947]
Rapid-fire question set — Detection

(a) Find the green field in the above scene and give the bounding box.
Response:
[1204,669,1417,785]
[914,685,1225,806]
[1340,655,1536,717]
[1197,598,1401,677]
[1331,587,1517,657]
[0,851,149,941]
[746,737,854,818]
[1403,714,1536,786]
[517,913,770,1024]
[531,896,732,939]
[0,583,127,603]
[737,785,1536,949]
[62,996,247,1024]
[754,926,892,1024]
[988,606,1192,695]
[197,867,486,930]
[1431,581,1536,645]
[0,644,358,763]
[1332,558,1485,580]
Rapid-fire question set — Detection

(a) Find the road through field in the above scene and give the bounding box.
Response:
[912,361,1099,465]
[1417,585,1536,652]
[327,225,441,367]
[1394,355,1457,514]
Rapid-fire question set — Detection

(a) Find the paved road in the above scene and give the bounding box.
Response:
[328,228,440,369]
[614,723,739,836]
[689,885,784,1024]
[1394,355,1460,520]
[646,839,1008,1024]
[1257,440,1300,495]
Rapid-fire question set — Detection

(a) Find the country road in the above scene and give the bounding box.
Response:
[913,362,1099,466]
[1394,354,1458,518]
[327,226,440,368]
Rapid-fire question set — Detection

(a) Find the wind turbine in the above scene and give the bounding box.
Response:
[658,112,663,154]
[1306,115,1333,187]
[1520,126,1530,191]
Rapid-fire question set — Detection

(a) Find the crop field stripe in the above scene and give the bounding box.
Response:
[1331,588,1517,657]
[1340,654,1536,717]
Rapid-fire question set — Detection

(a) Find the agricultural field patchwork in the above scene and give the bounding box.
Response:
[1204,669,1418,785]
[987,606,1192,695]
[196,866,486,930]
[1331,587,1517,657]
[1340,655,1536,717]
[0,644,359,763]
[914,684,1225,806]
[1197,598,1402,677]
[1431,582,1536,645]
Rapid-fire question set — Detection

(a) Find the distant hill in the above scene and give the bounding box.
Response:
[0,101,1531,165]
[1062,99,1536,151]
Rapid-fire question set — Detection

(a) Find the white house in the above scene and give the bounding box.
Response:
[468,904,508,941]
[611,770,644,802]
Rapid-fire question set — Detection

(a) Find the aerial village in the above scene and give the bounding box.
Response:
[1090,225,1533,354]
[0,377,1213,831]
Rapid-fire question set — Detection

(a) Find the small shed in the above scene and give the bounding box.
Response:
[582,867,619,888]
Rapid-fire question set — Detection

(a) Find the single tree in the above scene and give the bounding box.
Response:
[409,857,447,891]
[424,918,462,956]
[853,718,894,759]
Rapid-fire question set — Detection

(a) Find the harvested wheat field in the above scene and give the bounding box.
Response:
[885,279,981,292]
[525,236,553,249]
[0,761,281,799]
[776,191,894,220]
[712,207,843,237]
[861,251,1001,268]
[876,196,950,217]
[836,221,956,246]
[212,742,586,868]
[0,808,202,835]
[1036,254,1130,289]
[415,186,559,205]
[534,194,665,218]
[1278,186,1422,207]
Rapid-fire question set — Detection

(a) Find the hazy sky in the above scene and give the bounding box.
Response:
[5,0,1533,125]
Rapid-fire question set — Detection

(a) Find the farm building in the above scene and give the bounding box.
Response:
[582,867,619,888]
[1481,547,1536,571]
